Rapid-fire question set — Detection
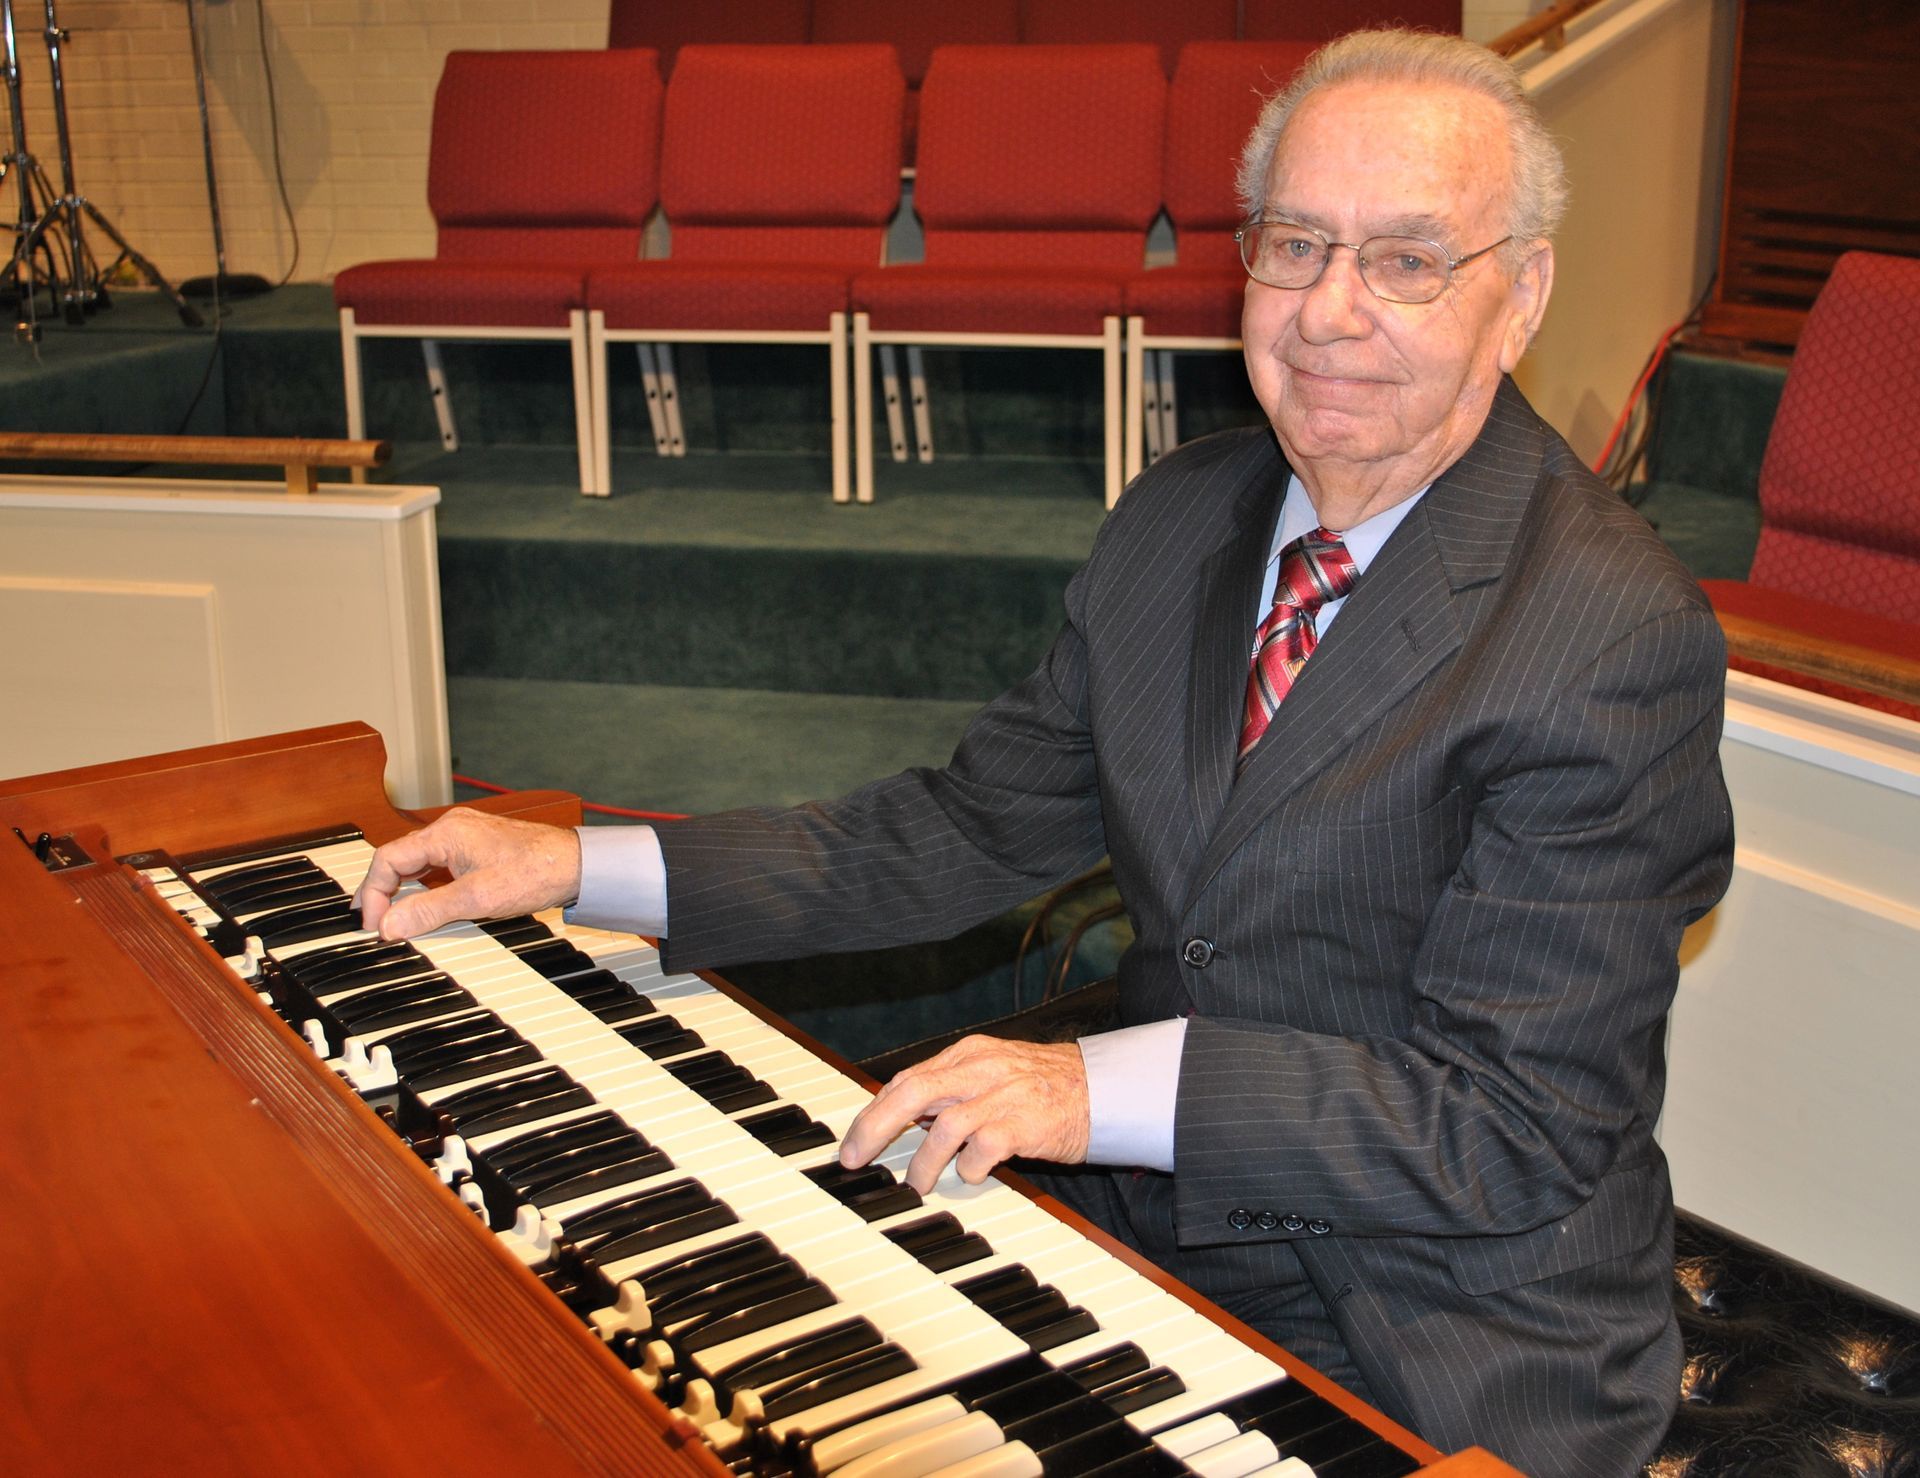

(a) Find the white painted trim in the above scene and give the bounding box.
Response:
[597,327,836,346]
[0,476,440,521]
[350,323,575,341]
[1724,671,1920,798]
[1516,0,1702,97]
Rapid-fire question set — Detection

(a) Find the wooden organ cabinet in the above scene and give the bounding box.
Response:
[0,725,1520,1477]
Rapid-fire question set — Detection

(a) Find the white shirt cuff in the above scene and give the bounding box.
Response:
[1080,1016,1187,1173]
[564,825,669,936]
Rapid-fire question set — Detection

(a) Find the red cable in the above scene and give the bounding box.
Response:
[451,772,688,822]
[1592,317,1685,476]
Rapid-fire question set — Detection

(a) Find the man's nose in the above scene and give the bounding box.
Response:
[1295,244,1374,341]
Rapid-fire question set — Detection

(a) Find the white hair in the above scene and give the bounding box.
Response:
[1236,28,1568,271]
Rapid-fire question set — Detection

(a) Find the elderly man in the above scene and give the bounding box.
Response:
[360,30,1732,1475]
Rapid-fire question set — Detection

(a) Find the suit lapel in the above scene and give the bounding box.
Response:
[1185,472,1284,836]
[1181,379,1548,910]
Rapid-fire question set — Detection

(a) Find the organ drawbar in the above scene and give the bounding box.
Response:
[0,724,1522,1478]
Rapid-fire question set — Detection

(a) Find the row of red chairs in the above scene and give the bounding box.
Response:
[332,41,1316,502]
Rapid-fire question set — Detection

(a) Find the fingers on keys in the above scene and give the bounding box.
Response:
[353,809,582,943]
[841,1036,1090,1195]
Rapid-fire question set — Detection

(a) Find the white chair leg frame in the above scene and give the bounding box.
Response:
[1125,324,1245,491]
[338,308,599,495]
[853,313,1125,508]
[589,312,851,503]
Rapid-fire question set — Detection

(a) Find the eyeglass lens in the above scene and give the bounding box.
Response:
[1240,223,1454,303]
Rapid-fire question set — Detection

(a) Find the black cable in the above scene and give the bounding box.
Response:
[255,0,299,286]
[168,308,222,437]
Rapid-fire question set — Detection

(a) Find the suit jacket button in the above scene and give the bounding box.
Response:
[1255,1211,1278,1230]
[1308,1219,1332,1235]
[1227,1208,1252,1230]
[1181,937,1215,968]
[1282,1214,1305,1232]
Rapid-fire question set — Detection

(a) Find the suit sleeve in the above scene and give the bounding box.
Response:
[651,568,1111,973]
[1173,601,1734,1242]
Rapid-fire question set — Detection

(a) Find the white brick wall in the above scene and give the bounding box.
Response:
[14,1,1546,288]
[14,0,609,287]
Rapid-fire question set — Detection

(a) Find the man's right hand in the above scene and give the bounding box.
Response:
[354,807,582,941]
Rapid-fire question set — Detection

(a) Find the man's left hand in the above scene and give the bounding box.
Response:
[839,1036,1090,1194]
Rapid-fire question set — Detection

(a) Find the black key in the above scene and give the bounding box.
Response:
[656,1259,811,1333]
[761,1343,917,1422]
[628,1234,784,1310]
[303,954,442,996]
[680,1282,836,1355]
[217,872,338,914]
[707,1079,778,1113]
[282,941,422,989]
[1085,1365,1184,1416]
[433,1066,584,1131]
[1063,1344,1150,1393]
[617,1017,706,1059]
[512,938,598,980]
[565,1180,714,1247]
[995,1287,1071,1336]
[664,1050,749,1087]
[884,1212,966,1257]
[1022,1306,1100,1351]
[194,856,322,901]
[842,1182,923,1223]
[519,1145,674,1204]
[485,1111,633,1174]
[480,916,552,947]
[334,980,472,1034]
[713,1315,884,1394]
[249,898,363,947]
[956,1264,1039,1314]
[735,1104,831,1152]
[921,1232,994,1272]
[584,1204,740,1268]
[802,1163,896,1202]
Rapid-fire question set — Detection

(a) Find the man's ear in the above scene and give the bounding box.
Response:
[1499,240,1554,374]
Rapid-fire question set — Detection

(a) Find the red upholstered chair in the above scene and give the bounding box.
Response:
[583,45,905,501]
[606,0,808,76]
[1018,0,1238,75]
[332,50,662,496]
[1240,0,1462,40]
[811,0,1020,160]
[1700,251,1920,723]
[849,44,1166,508]
[1123,40,1313,481]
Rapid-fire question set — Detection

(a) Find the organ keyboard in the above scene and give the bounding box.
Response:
[1,725,1522,1478]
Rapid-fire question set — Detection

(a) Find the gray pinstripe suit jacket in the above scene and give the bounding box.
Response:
[656,380,1735,1475]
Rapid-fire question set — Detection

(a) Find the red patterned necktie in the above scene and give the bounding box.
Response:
[1237,526,1358,770]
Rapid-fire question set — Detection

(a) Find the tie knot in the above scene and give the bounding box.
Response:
[1276,527,1358,615]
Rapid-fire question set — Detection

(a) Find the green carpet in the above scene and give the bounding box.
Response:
[447,675,983,815]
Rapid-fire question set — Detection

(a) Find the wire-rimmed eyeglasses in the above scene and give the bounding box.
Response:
[1235,220,1512,305]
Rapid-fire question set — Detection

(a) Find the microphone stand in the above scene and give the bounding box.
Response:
[180,0,269,301]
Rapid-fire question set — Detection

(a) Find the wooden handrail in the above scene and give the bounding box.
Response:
[1488,0,1612,58]
[0,431,390,495]
[1719,611,1920,708]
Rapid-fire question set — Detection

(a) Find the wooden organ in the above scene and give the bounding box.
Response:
[0,725,1521,1477]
